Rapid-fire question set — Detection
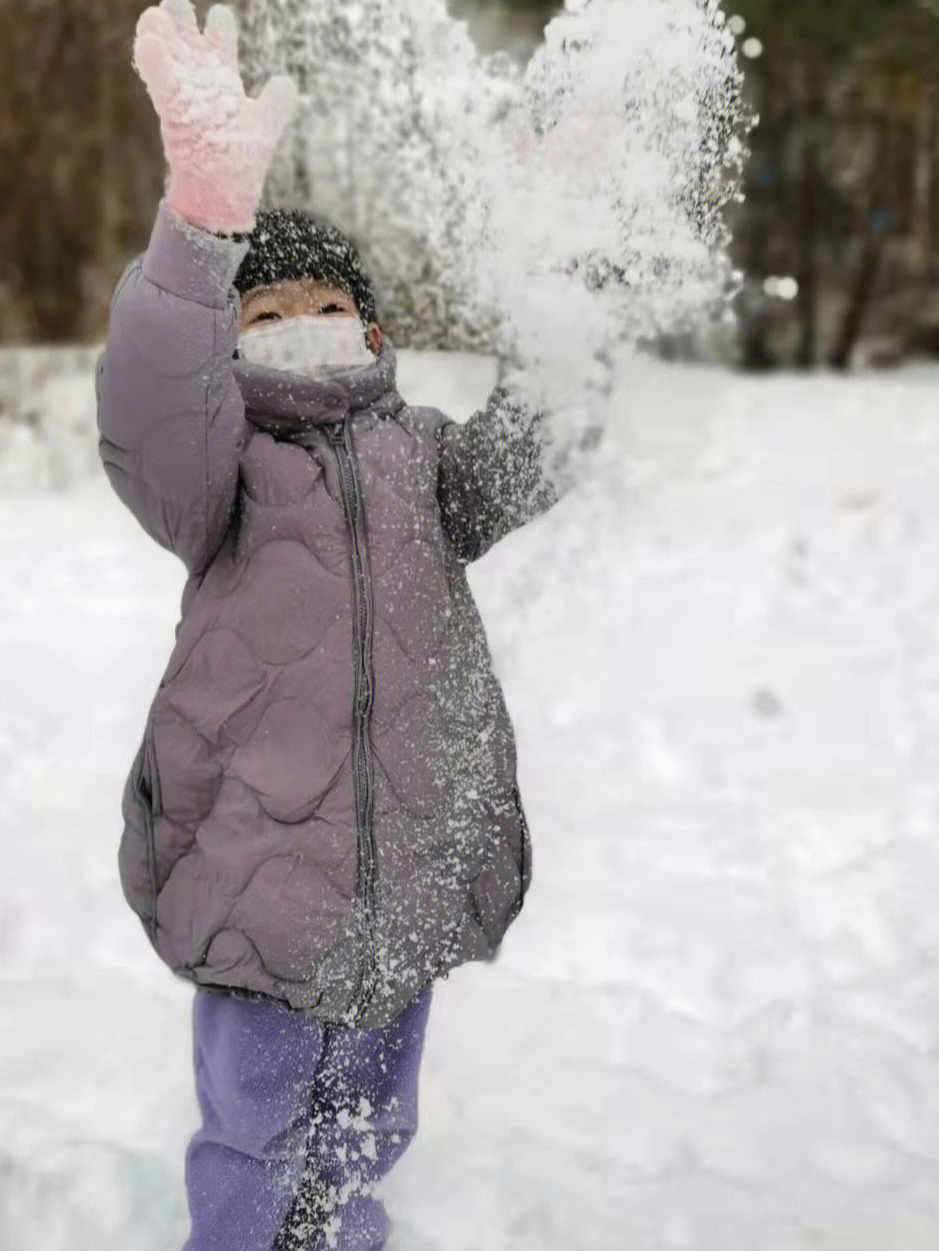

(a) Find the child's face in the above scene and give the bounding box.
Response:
[240,278,382,355]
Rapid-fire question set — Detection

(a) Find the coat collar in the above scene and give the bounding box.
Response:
[233,337,405,440]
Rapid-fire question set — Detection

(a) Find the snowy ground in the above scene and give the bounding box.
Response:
[1,350,939,1250]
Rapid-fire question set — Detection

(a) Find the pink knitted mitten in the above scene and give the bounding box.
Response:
[133,0,298,234]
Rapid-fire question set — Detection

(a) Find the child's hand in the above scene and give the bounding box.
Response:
[133,0,298,234]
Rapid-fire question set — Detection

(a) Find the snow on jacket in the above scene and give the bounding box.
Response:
[96,202,559,1028]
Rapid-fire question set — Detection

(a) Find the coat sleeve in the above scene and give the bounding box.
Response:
[432,383,564,564]
[95,200,251,576]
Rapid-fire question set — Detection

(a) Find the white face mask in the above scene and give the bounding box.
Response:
[237,314,376,376]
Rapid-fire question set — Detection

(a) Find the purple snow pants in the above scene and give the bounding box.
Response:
[180,984,433,1251]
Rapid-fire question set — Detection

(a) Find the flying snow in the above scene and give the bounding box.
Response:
[242,0,751,490]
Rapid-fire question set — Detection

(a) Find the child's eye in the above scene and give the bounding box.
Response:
[320,304,345,314]
[252,311,281,324]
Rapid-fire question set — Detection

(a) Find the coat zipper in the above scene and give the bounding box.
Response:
[322,419,379,1021]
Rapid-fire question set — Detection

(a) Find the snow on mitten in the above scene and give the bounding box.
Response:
[133,0,298,234]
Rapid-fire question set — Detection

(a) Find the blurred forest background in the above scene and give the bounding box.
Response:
[3,0,939,368]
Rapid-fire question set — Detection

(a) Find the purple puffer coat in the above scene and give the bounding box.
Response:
[96,203,559,1028]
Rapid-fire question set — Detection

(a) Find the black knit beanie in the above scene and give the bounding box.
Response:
[233,209,378,326]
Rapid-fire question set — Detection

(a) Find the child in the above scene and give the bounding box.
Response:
[97,3,560,1248]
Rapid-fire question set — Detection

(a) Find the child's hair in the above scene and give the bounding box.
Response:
[234,209,379,326]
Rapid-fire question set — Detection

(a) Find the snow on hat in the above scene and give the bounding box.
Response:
[234,209,378,326]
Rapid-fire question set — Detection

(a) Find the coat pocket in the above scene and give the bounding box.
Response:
[504,784,532,926]
[116,724,161,944]
[465,787,533,954]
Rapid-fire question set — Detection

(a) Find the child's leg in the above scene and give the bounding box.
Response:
[272,985,433,1251]
[180,984,433,1251]
[181,989,329,1251]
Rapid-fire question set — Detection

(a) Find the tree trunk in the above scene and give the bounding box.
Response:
[827,228,884,369]
[927,81,939,270]
[828,106,892,371]
[795,58,823,369]
[732,52,777,368]
[96,5,120,321]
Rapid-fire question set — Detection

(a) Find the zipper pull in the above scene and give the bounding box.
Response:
[355,676,372,718]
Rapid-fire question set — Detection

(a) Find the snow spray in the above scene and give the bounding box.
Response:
[240,0,751,555]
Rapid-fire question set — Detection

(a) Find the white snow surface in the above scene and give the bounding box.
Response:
[2,350,939,1250]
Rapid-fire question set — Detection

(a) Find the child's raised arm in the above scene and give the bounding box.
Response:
[95,208,251,575]
[95,0,296,575]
